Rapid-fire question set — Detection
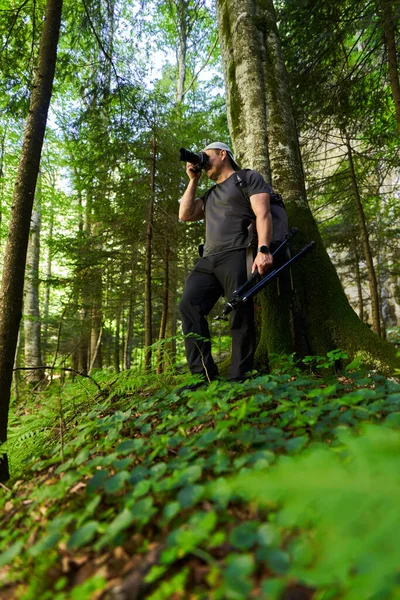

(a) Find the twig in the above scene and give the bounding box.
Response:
[81,0,123,119]
[182,35,218,99]
[0,482,11,492]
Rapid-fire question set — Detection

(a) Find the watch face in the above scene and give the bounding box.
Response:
[259,245,270,254]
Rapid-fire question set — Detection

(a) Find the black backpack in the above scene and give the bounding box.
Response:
[235,169,289,246]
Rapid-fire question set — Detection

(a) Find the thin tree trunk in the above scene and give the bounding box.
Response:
[24,199,44,384]
[114,304,121,374]
[156,242,170,374]
[379,0,400,131]
[89,326,103,375]
[353,237,364,323]
[144,136,156,372]
[124,255,136,370]
[0,0,63,482]
[175,0,188,104]
[346,134,382,337]
[42,202,54,362]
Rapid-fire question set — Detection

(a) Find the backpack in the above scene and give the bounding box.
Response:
[235,169,289,247]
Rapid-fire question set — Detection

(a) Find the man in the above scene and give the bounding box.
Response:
[178,142,273,383]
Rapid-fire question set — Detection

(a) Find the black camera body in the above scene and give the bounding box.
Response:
[179,147,209,171]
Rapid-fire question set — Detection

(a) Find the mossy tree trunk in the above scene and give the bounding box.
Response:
[216,0,399,372]
[0,0,63,482]
[379,0,400,132]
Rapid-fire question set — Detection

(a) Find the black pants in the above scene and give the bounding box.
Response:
[179,248,255,381]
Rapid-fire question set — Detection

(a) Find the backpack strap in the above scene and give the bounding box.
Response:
[235,169,286,209]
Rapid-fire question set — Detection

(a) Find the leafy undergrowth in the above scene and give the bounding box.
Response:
[1,363,400,599]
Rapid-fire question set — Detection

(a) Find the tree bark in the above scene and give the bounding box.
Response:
[379,0,400,132]
[124,253,136,370]
[216,0,399,373]
[346,134,382,337]
[156,241,170,374]
[0,0,63,482]
[42,200,54,362]
[175,0,188,104]
[24,200,45,384]
[144,136,157,372]
[353,237,364,323]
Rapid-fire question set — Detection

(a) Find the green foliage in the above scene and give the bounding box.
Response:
[1,360,400,597]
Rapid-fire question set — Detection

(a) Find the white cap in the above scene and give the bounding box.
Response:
[204,142,240,170]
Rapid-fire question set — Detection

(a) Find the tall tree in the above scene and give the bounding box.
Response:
[24,193,45,384]
[216,0,399,370]
[0,0,63,482]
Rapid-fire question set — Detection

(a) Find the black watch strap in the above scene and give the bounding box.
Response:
[258,245,270,254]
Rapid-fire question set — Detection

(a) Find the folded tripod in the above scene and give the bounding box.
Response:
[217,228,315,319]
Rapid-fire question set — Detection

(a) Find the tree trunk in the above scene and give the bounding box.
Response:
[216,0,399,373]
[114,304,121,374]
[124,254,136,370]
[42,201,54,362]
[156,241,170,374]
[346,134,382,337]
[24,200,44,384]
[144,136,156,373]
[353,237,364,323]
[379,0,400,131]
[175,0,188,104]
[0,0,63,482]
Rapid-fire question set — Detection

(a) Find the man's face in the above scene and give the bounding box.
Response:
[203,149,224,180]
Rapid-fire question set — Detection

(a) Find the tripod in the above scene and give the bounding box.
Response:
[217,228,315,319]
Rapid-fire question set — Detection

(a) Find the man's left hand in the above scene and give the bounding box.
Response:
[252,251,273,276]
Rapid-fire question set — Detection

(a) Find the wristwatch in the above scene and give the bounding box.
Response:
[258,245,271,254]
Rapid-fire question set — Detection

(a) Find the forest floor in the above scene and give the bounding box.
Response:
[1,359,400,600]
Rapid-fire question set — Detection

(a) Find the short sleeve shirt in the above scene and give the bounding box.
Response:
[200,170,272,257]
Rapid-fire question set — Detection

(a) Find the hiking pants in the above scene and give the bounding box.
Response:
[179,248,255,381]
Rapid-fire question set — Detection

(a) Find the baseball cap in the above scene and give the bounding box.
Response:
[203,142,240,170]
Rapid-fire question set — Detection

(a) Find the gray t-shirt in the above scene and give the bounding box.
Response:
[200,170,272,257]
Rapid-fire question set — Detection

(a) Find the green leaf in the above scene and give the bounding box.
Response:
[132,497,155,524]
[87,469,109,493]
[0,540,24,567]
[132,478,151,498]
[177,465,202,486]
[285,435,308,454]
[162,501,180,522]
[229,522,259,550]
[67,521,99,550]
[104,470,130,494]
[221,554,255,599]
[28,531,62,557]
[150,462,167,480]
[129,466,149,483]
[95,508,135,549]
[177,484,205,508]
[265,548,291,574]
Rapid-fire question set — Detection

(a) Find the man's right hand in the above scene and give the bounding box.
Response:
[186,162,202,182]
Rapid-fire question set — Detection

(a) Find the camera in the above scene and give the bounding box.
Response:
[179,147,209,171]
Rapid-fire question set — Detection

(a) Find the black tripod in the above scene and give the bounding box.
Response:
[217,228,315,319]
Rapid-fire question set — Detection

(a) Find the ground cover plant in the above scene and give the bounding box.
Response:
[1,356,400,599]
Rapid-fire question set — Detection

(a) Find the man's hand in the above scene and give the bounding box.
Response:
[186,162,202,182]
[252,251,273,276]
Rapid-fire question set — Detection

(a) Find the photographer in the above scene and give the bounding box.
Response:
[178,142,274,385]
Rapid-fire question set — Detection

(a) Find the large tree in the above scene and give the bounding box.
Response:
[0,0,63,482]
[216,0,399,371]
